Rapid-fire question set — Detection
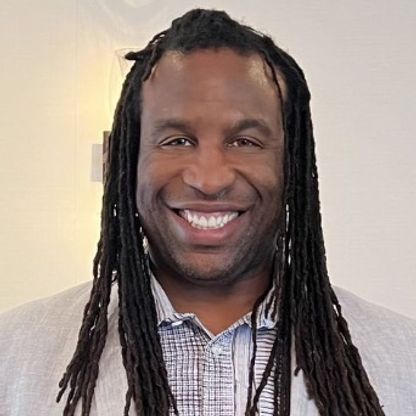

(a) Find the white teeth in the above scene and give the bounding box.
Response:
[200,216,207,227]
[180,210,240,229]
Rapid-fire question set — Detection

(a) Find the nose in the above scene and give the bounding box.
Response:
[182,146,236,197]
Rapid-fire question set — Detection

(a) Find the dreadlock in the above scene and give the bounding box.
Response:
[57,9,385,416]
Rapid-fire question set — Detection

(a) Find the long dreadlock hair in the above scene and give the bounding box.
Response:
[57,8,385,416]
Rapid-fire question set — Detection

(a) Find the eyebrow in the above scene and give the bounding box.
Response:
[228,118,273,137]
[150,117,274,138]
[151,119,192,136]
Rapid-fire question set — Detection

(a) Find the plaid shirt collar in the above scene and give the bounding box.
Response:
[150,275,278,332]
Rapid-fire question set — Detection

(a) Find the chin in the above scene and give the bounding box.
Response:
[179,269,238,287]
[170,253,258,287]
[149,235,275,287]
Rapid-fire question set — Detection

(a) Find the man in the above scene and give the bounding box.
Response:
[1,8,415,416]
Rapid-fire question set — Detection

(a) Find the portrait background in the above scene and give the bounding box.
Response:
[0,0,415,318]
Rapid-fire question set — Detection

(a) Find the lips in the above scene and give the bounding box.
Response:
[168,203,248,246]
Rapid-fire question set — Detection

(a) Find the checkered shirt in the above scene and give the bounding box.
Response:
[151,277,279,416]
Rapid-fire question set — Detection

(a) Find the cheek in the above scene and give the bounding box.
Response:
[239,152,284,196]
[265,149,284,189]
[135,178,150,211]
[135,155,179,210]
[136,156,157,211]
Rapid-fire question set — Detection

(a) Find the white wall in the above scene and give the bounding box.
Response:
[0,0,415,319]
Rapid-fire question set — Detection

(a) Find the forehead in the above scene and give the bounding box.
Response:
[147,48,274,86]
[140,48,285,123]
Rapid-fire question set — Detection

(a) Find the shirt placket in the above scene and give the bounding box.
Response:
[202,332,235,416]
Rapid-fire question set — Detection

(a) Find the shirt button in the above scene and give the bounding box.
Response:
[211,345,222,356]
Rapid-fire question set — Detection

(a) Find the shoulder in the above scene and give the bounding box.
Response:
[334,286,416,414]
[0,282,93,339]
[334,286,416,344]
[0,282,94,415]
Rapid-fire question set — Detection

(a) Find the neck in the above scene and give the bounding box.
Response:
[153,266,273,336]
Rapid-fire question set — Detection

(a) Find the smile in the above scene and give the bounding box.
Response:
[178,209,239,230]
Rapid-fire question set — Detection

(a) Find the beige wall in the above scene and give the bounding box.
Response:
[1,0,415,319]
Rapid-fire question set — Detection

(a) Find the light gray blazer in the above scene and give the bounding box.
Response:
[1,282,415,415]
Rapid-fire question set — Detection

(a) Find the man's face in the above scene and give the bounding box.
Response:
[137,48,285,285]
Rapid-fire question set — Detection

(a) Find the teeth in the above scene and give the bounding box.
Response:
[200,216,207,227]
[180,210,239,229]
[186,211,192,223]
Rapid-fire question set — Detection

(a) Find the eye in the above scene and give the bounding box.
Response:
[160,137,193,147]
[228,137,262,148]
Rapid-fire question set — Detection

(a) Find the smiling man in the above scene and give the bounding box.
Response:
[1,8,415,416]
[136,49,285,336]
